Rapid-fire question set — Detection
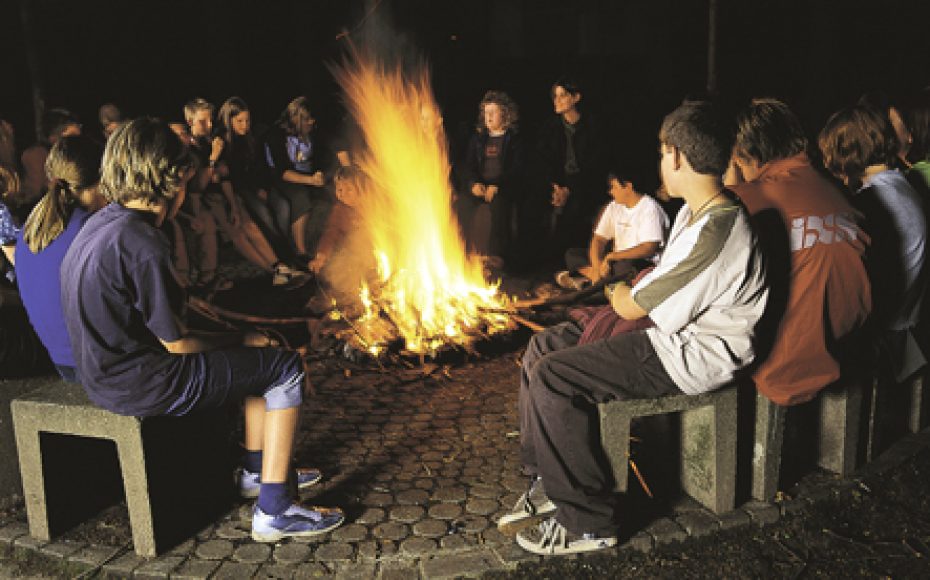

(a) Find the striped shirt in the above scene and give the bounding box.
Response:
[632,197,768,394]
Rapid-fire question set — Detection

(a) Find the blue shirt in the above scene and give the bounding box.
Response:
[856,169,927,331]
[0,202,19,283]
[15,207,90,366]
[61,203,205,416]
[0,202,18,244]
[264,125,319,179]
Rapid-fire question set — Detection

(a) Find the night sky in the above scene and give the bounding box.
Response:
[2,0,929,185]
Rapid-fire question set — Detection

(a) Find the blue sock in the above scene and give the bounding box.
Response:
[243,450,262,474]
[257,482,291,515]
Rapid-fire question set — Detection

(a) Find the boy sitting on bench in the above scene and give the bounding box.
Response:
[504,100,769,555]
[61,118,343,542]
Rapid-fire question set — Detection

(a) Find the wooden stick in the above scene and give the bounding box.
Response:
[629,459,653,498]
[189,296,323,325]
[511,314,545,333]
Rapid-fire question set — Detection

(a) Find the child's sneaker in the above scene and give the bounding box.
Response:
[497,476,556,532]
[237,467,323,499]
[516,516,617,555]
[272,263,311,288]
[251,503,344,542]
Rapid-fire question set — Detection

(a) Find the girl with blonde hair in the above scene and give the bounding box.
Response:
[14,135,105,380]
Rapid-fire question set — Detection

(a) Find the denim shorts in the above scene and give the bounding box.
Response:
[168,347,304,416]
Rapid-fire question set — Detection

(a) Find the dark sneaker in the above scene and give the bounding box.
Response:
[555,270,589,290]
[237,467,323,499]
[251,503,344,542]
[497,476,556,532]
[516,516,617,555]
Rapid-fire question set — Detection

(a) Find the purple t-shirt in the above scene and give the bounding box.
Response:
[61,203,205,416]
[15,207,90,366]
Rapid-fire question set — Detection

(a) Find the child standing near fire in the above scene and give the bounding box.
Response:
[307,166,373,310]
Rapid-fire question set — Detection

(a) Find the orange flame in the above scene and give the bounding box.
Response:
[332,54,513,356]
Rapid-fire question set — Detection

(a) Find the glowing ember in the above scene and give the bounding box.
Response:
[331,52,514,357]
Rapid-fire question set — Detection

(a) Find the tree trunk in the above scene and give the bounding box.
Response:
[18,0,45,143]
[706,0,718,95]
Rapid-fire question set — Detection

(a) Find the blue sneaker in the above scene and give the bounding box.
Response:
[252,503,344,542]
[237,467,323,499]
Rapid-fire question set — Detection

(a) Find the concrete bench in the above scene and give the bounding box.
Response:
[0,376,54,504]
[12,380,234,557]
[907,374,927,434]
[598,384,737,514]
[751,378,864,501]
[864,369,928,463]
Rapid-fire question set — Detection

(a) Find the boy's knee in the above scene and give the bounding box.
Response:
[531,355,574,399]
[264,351,304,410]
[525,333,547,364]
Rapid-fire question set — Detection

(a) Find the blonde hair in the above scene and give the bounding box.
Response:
[183,98,214,125]
[23,135,102,253]
[100,118,192,206]
[277,96,314,141]
[0,165,20,202]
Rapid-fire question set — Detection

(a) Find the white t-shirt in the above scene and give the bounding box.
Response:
[631,199,768,394]
[594,195,668,261]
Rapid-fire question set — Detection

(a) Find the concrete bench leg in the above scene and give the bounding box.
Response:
[909,375,925,434]
[680,387,737,513]
[114,425,157,557]
[751,393,785,502]
[599,407,633,493]
[12,415,50,541]
[0,378,47,503]
[819,380,862,474]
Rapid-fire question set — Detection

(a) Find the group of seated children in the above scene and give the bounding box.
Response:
[2,82,930,553]
[505,90,930,556]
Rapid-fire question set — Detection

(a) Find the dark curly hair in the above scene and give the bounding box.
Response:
[476,90,519,133]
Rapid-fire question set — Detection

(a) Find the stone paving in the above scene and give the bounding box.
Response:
[1,351,928,578]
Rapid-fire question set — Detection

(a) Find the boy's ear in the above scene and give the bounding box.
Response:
[666,145,682,171]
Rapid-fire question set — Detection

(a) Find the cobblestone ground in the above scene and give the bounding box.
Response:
[2,348,928,578]
[0,353,545,578]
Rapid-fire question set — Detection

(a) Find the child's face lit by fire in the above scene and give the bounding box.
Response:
[188,110,212,138]
[483,103,504,134]
[335,177,361,209]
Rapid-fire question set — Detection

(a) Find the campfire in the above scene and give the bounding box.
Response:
[328,52,515,359]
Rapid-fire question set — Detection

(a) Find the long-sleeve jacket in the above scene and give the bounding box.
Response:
[460,129,525,198]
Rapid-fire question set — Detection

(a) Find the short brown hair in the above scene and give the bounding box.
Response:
[818,106,898,184]
[659,100,734,176]
[100,118,192,206]
[98,103,122,127]
[905,89,930,162]
[735,98,808,166]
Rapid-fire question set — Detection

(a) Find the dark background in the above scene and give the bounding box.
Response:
[2,0,929,189]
